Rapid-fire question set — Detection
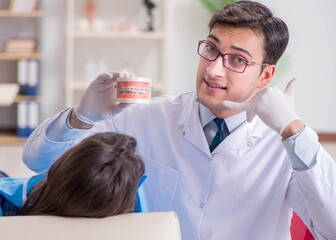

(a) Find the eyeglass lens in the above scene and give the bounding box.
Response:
[198,41,247,73]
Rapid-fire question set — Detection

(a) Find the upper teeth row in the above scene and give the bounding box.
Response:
[209,83,222,89]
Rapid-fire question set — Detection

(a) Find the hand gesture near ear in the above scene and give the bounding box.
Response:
[73,71,135,127]
[223,79,302,137]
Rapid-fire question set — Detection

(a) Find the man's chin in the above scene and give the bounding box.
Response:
[200,99,224,112]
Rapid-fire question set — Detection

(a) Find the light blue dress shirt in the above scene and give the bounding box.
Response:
[199,103,317,171]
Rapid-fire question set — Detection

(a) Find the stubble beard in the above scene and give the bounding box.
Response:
[197,85,257,115]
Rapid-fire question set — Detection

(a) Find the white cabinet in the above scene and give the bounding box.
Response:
[65,0,171,106]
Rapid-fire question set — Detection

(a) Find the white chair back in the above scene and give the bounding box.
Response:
[0,211,181,240]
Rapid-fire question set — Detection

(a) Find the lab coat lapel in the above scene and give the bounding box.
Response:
[178,93,210,155]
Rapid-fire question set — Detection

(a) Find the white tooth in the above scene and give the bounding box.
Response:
[207,81,224,89]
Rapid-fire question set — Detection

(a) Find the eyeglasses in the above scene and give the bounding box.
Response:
[197,40,269,73]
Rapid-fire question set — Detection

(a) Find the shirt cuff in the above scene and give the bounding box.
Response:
[282,126,319,171]
[46,107,93,142]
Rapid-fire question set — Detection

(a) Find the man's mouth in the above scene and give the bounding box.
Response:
[205,79,227,90]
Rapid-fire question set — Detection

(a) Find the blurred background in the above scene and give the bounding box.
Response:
[0,0,335,177]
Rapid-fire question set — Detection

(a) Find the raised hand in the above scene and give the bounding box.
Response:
[74,71,135,125]
[223,79,300,135]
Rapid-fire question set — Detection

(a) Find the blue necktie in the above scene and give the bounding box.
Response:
[209,118,230,152]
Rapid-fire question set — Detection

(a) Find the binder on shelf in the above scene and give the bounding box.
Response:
[26,59,39,96]
[16,101,29,137]
[16,101,39,137]
[17,59,28,95]
[27,101,39,135]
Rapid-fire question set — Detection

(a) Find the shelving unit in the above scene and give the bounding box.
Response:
[0,0,42,145]
[0,52,41,60]
[65,0,171,106]
[0,10,41,17]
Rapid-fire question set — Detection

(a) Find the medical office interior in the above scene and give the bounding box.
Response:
[0,0,336,178]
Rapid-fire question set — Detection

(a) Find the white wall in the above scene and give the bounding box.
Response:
[40,0,336,133]
[169,0,210,95]
[260,0,336,132]
[40,1,67,118]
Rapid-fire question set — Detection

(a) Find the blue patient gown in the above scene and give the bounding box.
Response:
[0,173,147,216]
[0,171,47,216]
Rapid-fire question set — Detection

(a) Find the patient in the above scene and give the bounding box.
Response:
[0,132,145,217]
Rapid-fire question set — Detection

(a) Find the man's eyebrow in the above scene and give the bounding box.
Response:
[230,46,252,58]
[207,34,219,43]
[206,34,253,58]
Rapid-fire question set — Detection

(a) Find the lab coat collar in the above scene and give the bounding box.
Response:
[199,103,246,133]
[178,92,264,154]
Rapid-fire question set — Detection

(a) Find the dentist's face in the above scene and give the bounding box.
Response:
[196,24,272,118]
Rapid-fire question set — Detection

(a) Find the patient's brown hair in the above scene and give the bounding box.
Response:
[20,132,145,218]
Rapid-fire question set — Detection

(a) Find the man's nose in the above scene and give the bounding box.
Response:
[206,56,226,76]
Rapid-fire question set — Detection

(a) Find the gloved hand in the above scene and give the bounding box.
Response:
[74,71,135,125]
[223,79,300,135]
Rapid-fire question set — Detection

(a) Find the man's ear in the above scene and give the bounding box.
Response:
[257,65,276,89]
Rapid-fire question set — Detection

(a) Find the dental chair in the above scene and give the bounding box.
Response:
[0,211,181,240]
[291,212,315,240]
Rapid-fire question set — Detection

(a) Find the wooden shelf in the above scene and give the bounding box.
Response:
[14,95,41,103]
[0,52,42,60]
[71,80,165,92]
[0,10,42,17]
[0,131,27,145]
[0,96,41,107]
[71,30,166,39]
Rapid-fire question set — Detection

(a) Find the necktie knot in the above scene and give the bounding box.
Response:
[209,118,229,152]
[213,118,226,132]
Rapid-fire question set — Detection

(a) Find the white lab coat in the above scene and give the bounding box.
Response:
[23,92,336,240]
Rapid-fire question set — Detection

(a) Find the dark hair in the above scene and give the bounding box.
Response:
[20,132,145,218]
[208,1,289,65]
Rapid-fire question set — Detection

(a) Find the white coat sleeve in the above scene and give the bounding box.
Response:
[22,108,94,173]
[284,127,336,240]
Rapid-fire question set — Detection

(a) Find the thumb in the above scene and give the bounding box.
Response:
[224,100,255,122]
[223,100,247,110]
[284,78,296,98]
[88,72,116,92]
[94,72,114,84]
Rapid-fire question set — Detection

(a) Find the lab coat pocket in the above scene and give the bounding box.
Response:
[144,158,179,212]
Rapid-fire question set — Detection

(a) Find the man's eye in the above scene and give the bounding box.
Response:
[230,55,246,65]
[205,44,218,53]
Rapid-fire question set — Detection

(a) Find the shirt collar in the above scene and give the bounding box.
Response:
[199,103,246,133]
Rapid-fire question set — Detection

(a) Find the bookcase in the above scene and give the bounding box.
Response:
[0,0,41,145]
[65,0,171,106]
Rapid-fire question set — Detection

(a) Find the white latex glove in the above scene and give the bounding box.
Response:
[223,79,300,135]
[74,71,135,125]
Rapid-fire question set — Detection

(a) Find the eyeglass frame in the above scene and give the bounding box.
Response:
[197,40,269,73]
